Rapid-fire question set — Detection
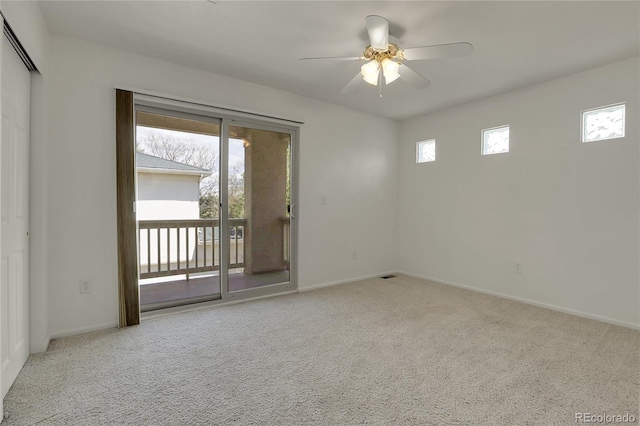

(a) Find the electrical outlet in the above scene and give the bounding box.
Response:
[79,279,92,294]
[515,262,523,273]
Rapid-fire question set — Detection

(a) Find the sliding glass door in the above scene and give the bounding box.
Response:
[133,104,297,312]
[223,123,294,297]
[135,107,222,311]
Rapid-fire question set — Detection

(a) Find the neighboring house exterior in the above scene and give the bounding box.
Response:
[136,152,212,271]
[136,152,211,220]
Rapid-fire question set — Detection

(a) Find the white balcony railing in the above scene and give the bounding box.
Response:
[138,219,246,280]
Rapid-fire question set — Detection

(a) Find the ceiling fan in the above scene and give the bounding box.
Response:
[300,15,474,97]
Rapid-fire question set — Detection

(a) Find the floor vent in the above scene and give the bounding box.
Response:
[380,275,397,280]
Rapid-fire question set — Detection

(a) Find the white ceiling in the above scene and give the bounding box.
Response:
[38,1,639,121]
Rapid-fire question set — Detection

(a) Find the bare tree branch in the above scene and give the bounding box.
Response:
[138,130,217,169]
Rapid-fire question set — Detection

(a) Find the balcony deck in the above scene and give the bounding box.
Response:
[138,218,291,311]
[140,270,290,309]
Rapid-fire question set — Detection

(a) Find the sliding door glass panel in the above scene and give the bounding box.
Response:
[135,110,221,311]
[227,125,291,292]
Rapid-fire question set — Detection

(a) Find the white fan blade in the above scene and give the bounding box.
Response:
[299,56,366,61]
[398,64,431,89]
[399,42,474,61]
[365,15,389,51]
[341,72,365,94]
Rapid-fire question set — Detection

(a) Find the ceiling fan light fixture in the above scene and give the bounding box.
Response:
[382,59,400,84]
[300,15,472,95]
[361,60,380,86]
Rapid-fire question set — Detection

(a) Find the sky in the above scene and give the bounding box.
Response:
[136,126,245,172]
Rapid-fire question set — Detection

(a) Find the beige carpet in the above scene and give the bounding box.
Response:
[4,275,639,425]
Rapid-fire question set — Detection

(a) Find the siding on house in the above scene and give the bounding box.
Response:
[136,152,211,220]
[136,152,212,269]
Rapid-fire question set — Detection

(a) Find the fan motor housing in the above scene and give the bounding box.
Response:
[364,43,400,62]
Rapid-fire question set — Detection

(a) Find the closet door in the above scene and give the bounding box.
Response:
[1,32,31,397]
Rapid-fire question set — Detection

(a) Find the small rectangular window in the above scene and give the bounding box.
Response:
[581,103,625,143]
[416,139,436,163]
[482,125,509,155]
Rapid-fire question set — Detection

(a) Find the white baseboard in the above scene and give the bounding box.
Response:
[30,335,51,354]
[52,276,390,340]
[50,322,119,340]
[51,290,302,339]
[298,271,396,293]
[397,270,640,331]
[50,271,635,342]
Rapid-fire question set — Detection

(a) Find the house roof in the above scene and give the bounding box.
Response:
[136,152,212,177]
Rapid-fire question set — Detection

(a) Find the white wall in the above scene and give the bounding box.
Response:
[398,57,639,328]
[46,34,398,337]
[0,0,51,353]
